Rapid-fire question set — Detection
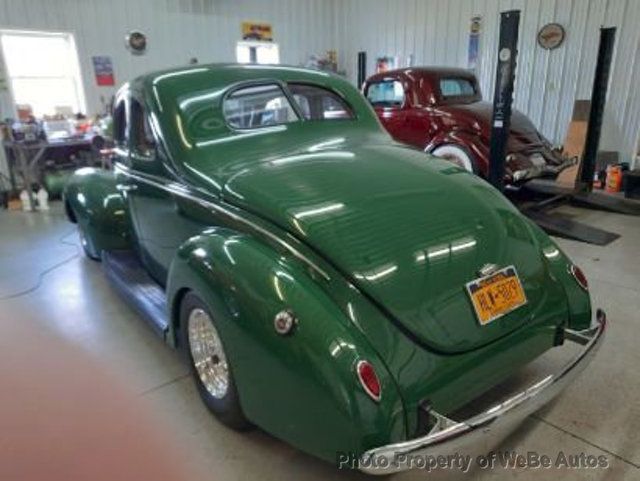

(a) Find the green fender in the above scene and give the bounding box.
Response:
[165,228,406,462]
[64,168,132,254]
[527,221,592,330]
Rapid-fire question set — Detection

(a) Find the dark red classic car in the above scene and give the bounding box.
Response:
[363,67,569,183]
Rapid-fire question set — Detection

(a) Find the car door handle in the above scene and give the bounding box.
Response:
[116,183,138,192]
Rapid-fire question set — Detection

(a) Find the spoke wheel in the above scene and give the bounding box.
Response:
[179,292,250,430]
[187,307,229,399]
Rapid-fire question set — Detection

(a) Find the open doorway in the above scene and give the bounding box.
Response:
[0,30,86,117]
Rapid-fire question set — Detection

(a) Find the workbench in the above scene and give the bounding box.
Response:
[3,137,94,209]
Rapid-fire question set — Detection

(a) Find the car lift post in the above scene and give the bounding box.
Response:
[521,26,639,232]
[357,51,367,89]
[488,10,519,191]
[489,22,626,245]
[577,27,616,193]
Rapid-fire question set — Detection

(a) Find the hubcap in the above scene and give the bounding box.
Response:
[187,308,229,399]
[79,228,87,247]
[429,145,474,173]
[442,154,467,169]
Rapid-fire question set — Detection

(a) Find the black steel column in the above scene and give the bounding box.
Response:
[577,27,616,192]
[488,10,520,191]
[357,51,367,89]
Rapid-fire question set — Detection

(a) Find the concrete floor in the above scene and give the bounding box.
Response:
[0,201,638,480]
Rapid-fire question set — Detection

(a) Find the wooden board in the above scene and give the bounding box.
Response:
[557,120,588,187]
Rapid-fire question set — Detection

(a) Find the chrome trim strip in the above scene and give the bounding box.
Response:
[359,310,608,475]
[114,162,330,280]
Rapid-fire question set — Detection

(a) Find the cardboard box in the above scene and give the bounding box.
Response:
[557,117,588,187]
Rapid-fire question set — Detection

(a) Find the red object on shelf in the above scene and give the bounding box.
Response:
[605,165,623,193]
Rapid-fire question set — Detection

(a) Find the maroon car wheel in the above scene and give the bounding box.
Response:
[430,144,477,174]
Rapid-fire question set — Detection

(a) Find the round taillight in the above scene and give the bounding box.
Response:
[570,264,589,291]
[356,360,381,402]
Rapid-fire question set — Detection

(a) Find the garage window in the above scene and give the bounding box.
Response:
[236,41,280,65]
[224,84,298,129]
[288,84,354,120]
[0,30,86,116]
[365,81,404,108]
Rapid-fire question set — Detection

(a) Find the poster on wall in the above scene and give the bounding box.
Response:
[92,56,115,86]
[468,15,482,71]
[241,22,273,41]
[375,56,397,74]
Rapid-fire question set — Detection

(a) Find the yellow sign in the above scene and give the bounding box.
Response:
[242,22,273,41]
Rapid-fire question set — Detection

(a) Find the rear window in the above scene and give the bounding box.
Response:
[365,80,404,107]
[288,83,354,120]
[439,78,476,98]
[224,84,299,129]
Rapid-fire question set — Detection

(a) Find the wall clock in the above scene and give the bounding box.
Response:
[537,23,565,50]
[126,31,147,55]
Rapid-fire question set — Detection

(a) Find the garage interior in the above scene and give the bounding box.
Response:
[1,1,639,480]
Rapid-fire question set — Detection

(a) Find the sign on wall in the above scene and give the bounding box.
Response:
[91,56,115,86]
[468,15,482,71]
[242,22,273,41]
[537,23,565,50]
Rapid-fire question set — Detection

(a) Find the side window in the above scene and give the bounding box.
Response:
[223,84,298,129]
[112,98,126,146]
[365,81,404,108]
[287,83,354,120]
[130,99,156,157]
[439,78,476,98]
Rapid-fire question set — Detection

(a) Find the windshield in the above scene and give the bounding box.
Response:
[365,80,404,108]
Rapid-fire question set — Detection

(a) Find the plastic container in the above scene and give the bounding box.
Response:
[19,189,33,211]
[36,187,49,211]
[605,165,623,193]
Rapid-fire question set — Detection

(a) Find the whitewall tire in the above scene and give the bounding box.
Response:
[429,144,476,173]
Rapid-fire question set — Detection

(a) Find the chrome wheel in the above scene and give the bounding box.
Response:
[78,224,99,260]
[79,228,88,249]
[187,308,229,399]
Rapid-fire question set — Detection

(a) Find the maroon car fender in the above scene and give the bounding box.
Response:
[425,130,489,176]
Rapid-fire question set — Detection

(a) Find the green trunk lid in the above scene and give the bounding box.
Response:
[210,136,564,354]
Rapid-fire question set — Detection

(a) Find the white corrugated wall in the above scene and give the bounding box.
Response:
[0,0,639,164]
[0,0,336,115]
[334,0,640,165]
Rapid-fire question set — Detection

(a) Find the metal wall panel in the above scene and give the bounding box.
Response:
[335,0,640,165]
[0,0,639,164]
[0,0,336,115]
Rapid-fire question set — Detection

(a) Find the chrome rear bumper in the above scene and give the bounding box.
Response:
[359,310,607,475]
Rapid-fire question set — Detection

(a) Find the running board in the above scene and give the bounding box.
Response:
[103,250,169,338]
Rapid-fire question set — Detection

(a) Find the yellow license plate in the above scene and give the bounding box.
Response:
[466,266,527,325]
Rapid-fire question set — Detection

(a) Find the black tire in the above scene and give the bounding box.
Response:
[179,291,251,430]
[78,223,101,261]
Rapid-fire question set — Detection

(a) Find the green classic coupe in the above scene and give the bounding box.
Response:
[64,64,606,473]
